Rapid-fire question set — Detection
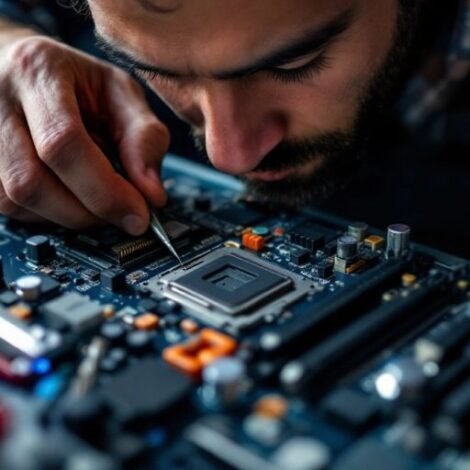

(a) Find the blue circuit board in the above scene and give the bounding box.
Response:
[0,155,468,469]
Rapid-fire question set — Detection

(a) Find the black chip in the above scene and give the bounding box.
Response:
[322,388,379,432]
[289,223,327,251]
[290,248,311,266]
[0,291,20,306]
[99,359,193,426]
[172,254,292,314]
[332,438,416,470]
[212,204,264,226]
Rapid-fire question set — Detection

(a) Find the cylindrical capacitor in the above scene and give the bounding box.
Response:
[387,224,411,258]
[375,357,427,402]
[202,357,246,408]
[336,236,358,260]
[15,275,42,302]
[348,222,369,241]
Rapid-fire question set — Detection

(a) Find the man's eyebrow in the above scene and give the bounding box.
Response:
[95,7,355,81]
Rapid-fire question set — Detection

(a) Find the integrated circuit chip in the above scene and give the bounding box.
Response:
[147,248,315,331]
[42,292,103,332]
[172,255,292,315]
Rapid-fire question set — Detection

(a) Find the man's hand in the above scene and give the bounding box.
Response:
[0,32,169,235]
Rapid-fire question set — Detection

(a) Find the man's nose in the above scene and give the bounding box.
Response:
[199,83,286,175]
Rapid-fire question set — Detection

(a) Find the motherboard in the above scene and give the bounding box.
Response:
[0,155,468,469]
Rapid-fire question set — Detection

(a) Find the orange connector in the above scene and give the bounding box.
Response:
[242,232,265,252]
[163,328,237,379]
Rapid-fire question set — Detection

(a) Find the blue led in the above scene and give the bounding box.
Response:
[145,427,167,447]
[32,358,52,375]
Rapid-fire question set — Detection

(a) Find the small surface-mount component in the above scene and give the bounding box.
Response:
[101,269,127,292]
[242,232,265,252]
[336,236,358,260]
[163,328,237,378]
[348,222,369,241]
[316,261,334,279]
[180,318,199,335]
[9,303,33,321]
[364,235,385,251]
[0,291,19,306]
[254,394,288,420]
[290,248,311,266]
[99,358,193,425]
[289,222,327,251]
[401,273,417,287]
[100,321,126,343]
[42,292,104,332]
[26,235,55,264]
[134,313,159,331]
[322,388,379,432]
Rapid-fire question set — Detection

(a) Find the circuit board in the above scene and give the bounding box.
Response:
[0,155,468,469]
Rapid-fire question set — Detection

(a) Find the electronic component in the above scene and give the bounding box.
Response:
[0,308,62,358]
[25,235,55,264]
[148,247,314,331]
[134,313,159,331]
[386,224,411,258]
[364,235,385,251]
[15,275,42,302]
[163,328,237,378]
[42,292,104,332]
[321,388,379,432]
[242,232,265,252]
[201,357,246,407]
[271,437,330,470]
[290,248,311,266]
[348,222,369,241]
[99,358,193,425]
[289,223,326,251]
[101,268,127,292]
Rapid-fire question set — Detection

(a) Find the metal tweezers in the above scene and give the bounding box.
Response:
[149,207,183,265]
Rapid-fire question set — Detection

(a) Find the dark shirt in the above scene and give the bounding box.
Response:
[1,0,469,257]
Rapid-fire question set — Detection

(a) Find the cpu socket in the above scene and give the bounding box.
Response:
[146,248,315,331]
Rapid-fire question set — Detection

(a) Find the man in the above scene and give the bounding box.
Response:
[0,1,468,255]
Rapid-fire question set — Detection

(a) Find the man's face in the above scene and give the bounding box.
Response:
[89,0,404,205]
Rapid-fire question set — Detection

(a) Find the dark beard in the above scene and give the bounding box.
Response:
[191,2,421,207]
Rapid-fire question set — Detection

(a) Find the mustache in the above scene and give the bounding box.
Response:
[190,128,358,174]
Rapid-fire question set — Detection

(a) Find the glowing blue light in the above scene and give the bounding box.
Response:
[32,358,52,375]
[145,427,167,447]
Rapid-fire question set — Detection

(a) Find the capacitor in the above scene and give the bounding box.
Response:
[386,224,411,258]
[336,236,358,260]
[348,222,369,241]
[201,357,246,408]
[374,357,427,402]
[15,275,42,301]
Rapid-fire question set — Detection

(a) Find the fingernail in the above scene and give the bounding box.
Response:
[121,214,147,236]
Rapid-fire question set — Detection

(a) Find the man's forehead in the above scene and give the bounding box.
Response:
[90,0,355,76]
